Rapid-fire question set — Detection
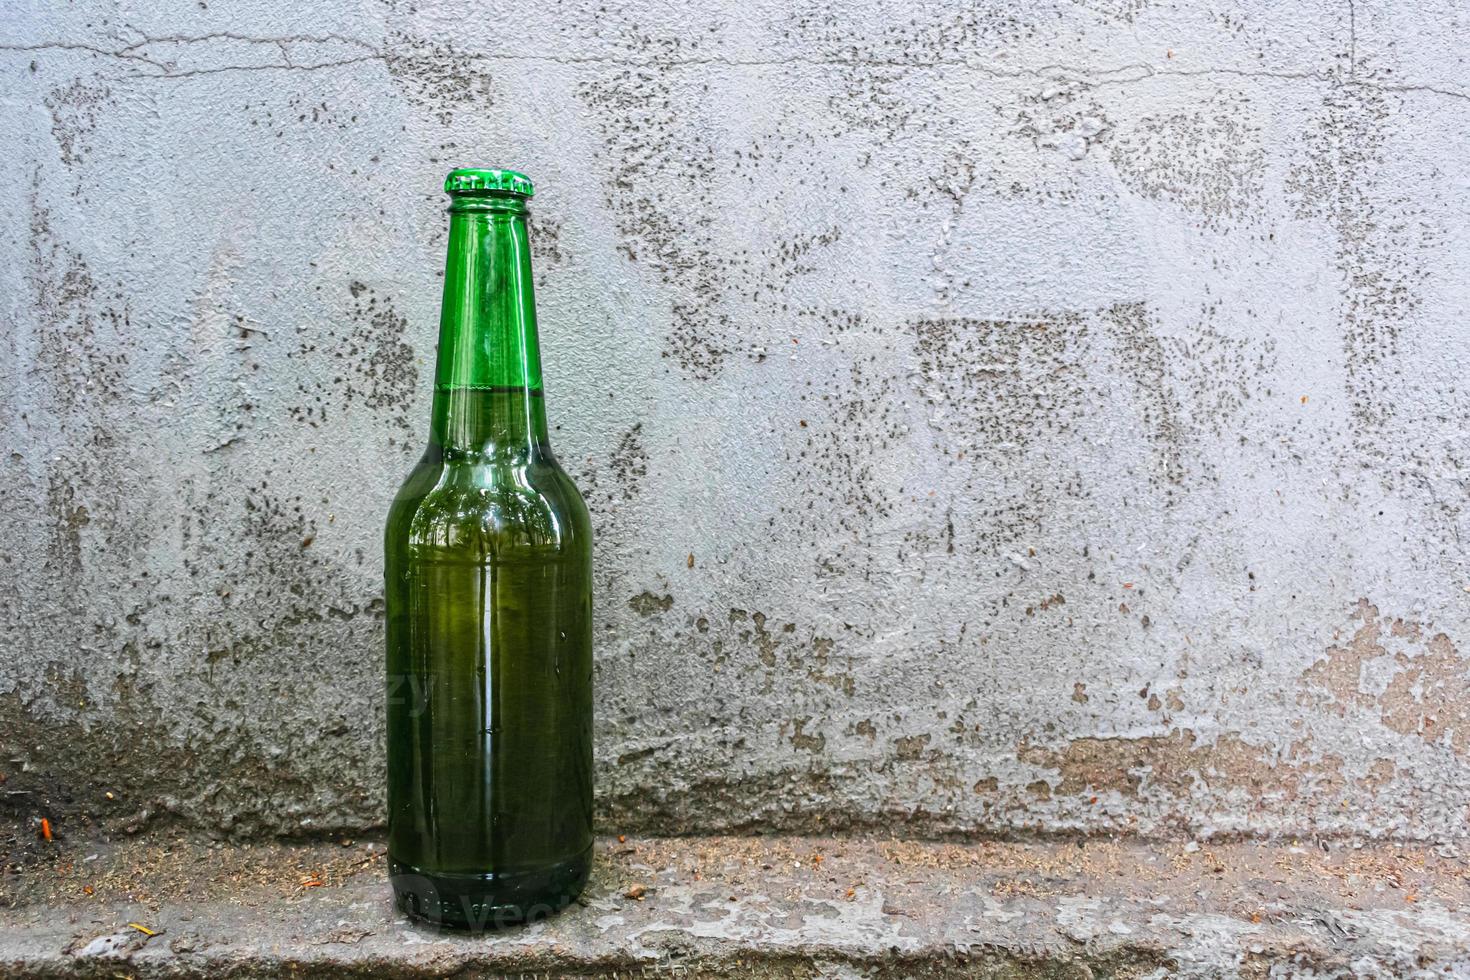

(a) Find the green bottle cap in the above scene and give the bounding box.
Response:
[444,168,535,198]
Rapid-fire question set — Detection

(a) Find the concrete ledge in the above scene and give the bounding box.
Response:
[3,834,1468,978]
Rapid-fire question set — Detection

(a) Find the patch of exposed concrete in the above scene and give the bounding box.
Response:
[1302,599,1470,757]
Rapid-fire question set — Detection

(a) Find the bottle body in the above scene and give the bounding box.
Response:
[385,171,592,929]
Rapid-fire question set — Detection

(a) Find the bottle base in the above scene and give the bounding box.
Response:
[389,847,592,930]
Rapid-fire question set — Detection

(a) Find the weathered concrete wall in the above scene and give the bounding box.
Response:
[3,0,1468,844]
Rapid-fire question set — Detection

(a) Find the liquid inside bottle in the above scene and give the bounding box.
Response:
[385,172,593,929]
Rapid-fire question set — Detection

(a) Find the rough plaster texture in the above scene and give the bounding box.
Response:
[2,1,1469,845]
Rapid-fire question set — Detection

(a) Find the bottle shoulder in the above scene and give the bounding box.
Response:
[387,453,590,562]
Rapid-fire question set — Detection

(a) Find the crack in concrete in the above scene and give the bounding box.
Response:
[118,55,383,80]
[0,40,170,71]
[3,34,1468,101]
[1347,0,1356,77]
[109,30,378,55]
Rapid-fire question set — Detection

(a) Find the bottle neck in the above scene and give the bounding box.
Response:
[430,196,549,458]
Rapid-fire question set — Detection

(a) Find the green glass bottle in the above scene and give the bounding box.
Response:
[385,168,594,929]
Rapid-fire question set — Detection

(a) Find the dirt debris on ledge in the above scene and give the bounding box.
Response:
[2,834,1468,978]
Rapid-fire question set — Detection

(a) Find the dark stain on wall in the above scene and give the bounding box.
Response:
[1109,95,1266,225]
[1104,303,1186,491]
[44,473,90,580]
[780,353,906,580]
[1072,0,1154,23]
[384,32,494,126]
[245,92,362,133]
[289,282,418,435]
[577,35,731,379]
[608,422,649,502]
[782,4,1039,145]
[29,186,130,418]
[26,176,139,600]
[1287,82,1432,465]
[44,79,112,167]
[915,302,1273,514]
[628,591,674,617]
[914,311,1093,457]
[530,213,566,292]
[799,4,1036,61]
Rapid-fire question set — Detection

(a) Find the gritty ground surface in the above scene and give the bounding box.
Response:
[2,834,1468,978]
